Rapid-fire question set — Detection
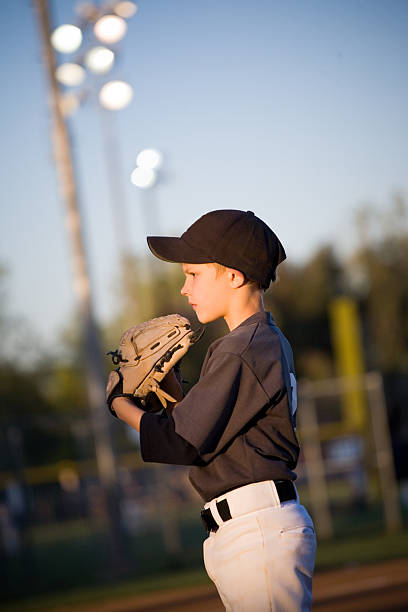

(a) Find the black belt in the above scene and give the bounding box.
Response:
[201,480,297,533]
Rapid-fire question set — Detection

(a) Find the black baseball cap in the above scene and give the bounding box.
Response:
[147,209,286,288]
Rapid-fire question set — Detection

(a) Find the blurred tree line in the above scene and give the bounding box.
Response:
[0,197,407,474]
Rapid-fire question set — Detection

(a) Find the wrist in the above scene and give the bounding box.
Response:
[111,396,127,413]
[112,397,144,423]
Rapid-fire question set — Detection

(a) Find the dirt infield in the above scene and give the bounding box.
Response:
[312,558,408,611]
[57,557,408,612]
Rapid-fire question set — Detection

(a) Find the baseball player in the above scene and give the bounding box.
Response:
[110,209,317,611]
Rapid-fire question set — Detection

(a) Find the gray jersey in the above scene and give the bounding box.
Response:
[173,311,299,501]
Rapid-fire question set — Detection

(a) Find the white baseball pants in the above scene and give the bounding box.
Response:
[202,481,316,611]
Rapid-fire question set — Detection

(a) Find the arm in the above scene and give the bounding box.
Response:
[111,368,183,430]
[140,412,202,465]
[112,372,201,465]
[111,396,146,431]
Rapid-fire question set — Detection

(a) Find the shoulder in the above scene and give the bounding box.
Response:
[207,324,257,357]
[203,313,283,376]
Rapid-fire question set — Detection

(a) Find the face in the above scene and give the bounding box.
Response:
[180,263,232,324]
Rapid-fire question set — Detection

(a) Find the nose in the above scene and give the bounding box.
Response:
[180,279,189,296]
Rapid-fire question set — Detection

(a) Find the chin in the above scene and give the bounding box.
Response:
[196,312,220,325]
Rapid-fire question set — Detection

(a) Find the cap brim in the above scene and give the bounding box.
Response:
[147,236,213,264]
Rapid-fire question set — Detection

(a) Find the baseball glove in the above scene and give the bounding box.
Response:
[106,314,203,416]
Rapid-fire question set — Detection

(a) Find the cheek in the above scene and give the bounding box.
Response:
[207,281,227,307]
[193,282,203,299]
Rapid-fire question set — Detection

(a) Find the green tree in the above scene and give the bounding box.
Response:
[352,195,408,372]
[265,246,342,379]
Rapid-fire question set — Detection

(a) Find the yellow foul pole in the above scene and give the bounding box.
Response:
[329,297,367,431]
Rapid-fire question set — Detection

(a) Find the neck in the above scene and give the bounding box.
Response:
[224,292,264,331]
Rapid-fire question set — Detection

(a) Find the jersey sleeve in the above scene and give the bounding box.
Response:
[172,350,278,463]
[140,412,202,465]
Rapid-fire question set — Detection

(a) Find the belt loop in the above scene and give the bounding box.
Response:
[201,508,218,533]
[216,498,232,521]
[268,480,281,506]
[208,498,224,526]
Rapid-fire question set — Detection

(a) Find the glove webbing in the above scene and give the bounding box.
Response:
[154,343,183,373]
[143,343,184,407]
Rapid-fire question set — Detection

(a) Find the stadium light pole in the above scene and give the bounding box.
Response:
[52,9,136,317]
[35,0,127,564]
[130,148,163,236]
[52,6,135,268]
[98,82,133,284]
[129,149,163,318]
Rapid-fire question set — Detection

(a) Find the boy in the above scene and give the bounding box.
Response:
[111,209,316,611]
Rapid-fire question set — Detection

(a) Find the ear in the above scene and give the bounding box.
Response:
[228,268,246,288]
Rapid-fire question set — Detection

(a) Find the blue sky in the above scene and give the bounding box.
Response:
[1,0,407,350]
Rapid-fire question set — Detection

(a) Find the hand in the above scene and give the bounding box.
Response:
[160,368,184,403]
[106,314,200,411]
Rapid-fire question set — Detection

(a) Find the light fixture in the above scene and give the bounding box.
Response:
[51,24,82,53]
[113,2,138,18]
[136,148,163,170]
[85,46,115,74]
[130,167,157,189]
[93,14,127,44]
[55,62,86,87]
[99,80,133,110]
[59,92,81,117]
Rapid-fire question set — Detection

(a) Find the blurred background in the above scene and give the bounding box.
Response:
[1,0,408,610]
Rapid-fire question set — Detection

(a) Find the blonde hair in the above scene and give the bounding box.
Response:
[209,262,228,278]
[208,262,263,290]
